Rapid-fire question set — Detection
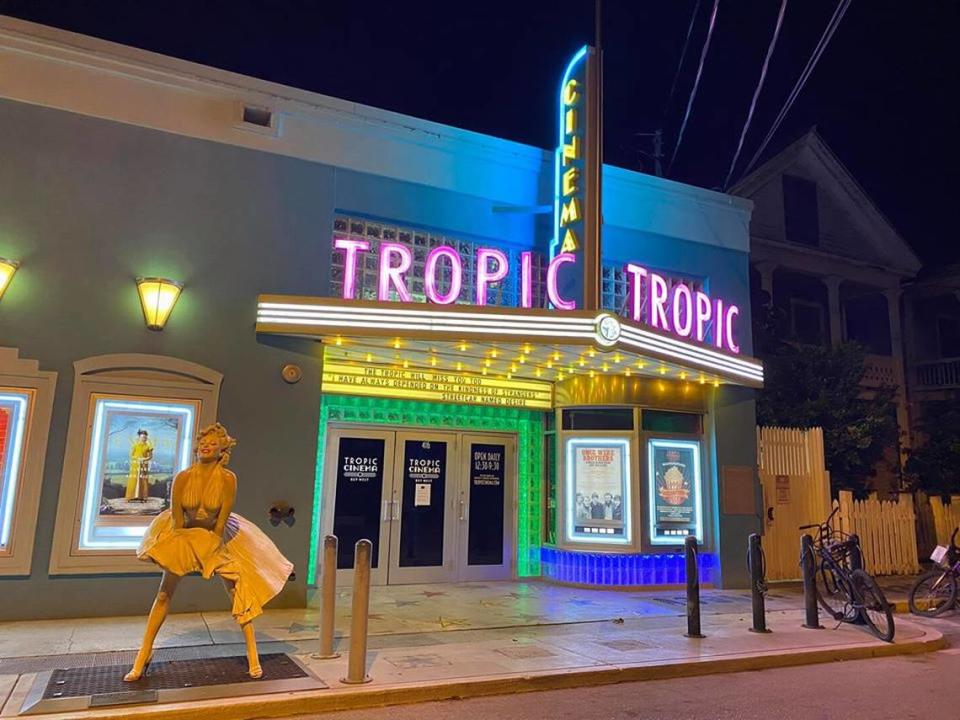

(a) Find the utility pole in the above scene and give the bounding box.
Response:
[634,129,665,177]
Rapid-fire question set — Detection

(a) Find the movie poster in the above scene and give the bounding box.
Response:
[567,439,629,542]
[83,395,198,526]
[649,439,701,543]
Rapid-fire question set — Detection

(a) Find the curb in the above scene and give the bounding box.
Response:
[24,622,946,720]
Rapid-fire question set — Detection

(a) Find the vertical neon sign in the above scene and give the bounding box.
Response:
[551,45,601,312]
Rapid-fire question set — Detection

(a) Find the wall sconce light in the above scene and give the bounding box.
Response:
[0,258,20,301]
[136,277,183,331]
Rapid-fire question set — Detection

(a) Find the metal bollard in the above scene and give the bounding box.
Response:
[340,539,373,684]
[313,535,340,659]
[684,535,705,638]
[800,534,823,629]
[748,533,771,633]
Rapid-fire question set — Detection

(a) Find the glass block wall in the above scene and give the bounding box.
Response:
[308,394,544,584]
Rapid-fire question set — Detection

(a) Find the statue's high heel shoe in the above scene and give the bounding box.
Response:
[123,653,153,682]
[248,663,263,680]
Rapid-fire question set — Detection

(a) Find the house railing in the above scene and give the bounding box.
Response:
[913,357,960,389]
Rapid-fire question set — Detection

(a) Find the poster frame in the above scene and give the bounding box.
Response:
[559,431,638,550]
[645,437,704,546]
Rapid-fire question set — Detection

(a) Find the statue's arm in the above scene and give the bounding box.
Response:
[213,470,237,539]
[170,471,187,529]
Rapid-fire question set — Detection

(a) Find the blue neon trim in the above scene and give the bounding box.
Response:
[647,438,703,546]
[541,546,717,586]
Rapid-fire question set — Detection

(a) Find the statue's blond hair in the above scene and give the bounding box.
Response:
[195,423,237,466]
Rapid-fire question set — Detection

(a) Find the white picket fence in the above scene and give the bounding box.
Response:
[928,495,960,547]
[758,426,832,581]
[834,491,920,576]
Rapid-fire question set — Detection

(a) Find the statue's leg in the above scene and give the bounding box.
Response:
[220,575,261,678]
[124,571,180,682]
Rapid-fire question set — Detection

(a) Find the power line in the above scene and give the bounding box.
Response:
[739,0,852,182]
[662,0,702,122]
[722,0,789,191]
[667,0,720,176]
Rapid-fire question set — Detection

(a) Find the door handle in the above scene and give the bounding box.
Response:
[459,500,465,521]
[392,499,400,520]
[382,500,391,521]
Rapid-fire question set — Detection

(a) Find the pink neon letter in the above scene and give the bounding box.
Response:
[625,263,648,322]
[647,273,669,329]
[672,284,694,338]
[520,251,534,308]
[424,245,463,304]
[714,298,725,348]
[475,248,509,305]
[694,291,712,343]
[334,237,370,300]
[378,242,413,302]
[724,305,741,354]
[546,253,577,310]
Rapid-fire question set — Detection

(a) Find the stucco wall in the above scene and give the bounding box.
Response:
[0,92,757,619]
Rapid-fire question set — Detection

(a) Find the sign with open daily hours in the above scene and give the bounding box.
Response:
[322,360,553,409]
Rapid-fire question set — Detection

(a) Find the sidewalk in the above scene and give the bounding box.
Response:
[0,579,944,720]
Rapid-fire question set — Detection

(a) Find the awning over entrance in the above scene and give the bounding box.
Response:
[256,296,764,393]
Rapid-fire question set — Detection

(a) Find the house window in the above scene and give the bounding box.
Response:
[938,316,960,358]
[783,175,819,247]
[790,298,826,344]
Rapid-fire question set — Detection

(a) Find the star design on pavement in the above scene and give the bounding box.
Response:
[283,622,319,633]
[421,591,447,597]
[438,616,471,628]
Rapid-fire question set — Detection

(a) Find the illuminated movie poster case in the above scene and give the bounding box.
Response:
[564,437,632,546]
[647,438,703,545]
[0,390,31,552]
[77,394,199,550]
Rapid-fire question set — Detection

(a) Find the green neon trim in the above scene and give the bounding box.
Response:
[308,394,543,585]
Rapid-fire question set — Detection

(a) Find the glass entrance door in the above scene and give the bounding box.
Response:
[456,435,515,582]
[323,426,516,586]
[326,428,395,587]
[386,432,458,584]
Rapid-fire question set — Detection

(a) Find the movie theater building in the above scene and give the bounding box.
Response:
[0,18,761,621]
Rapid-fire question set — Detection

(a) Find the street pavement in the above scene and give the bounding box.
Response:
[293,613,960,720]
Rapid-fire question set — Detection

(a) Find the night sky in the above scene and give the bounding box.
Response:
[2,0,955,264]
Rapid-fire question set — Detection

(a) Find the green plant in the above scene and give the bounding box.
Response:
[904,394,960,497]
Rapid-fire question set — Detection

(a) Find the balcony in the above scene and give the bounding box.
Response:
[914,357,960,390]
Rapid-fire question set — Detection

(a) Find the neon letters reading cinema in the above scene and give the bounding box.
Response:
[333,239,743,354]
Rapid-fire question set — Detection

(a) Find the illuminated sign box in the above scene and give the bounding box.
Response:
[322,361,553,410]
[564,437,632,546]
[648,438,703,545]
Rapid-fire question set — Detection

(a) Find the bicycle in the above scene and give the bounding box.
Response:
[799,507,895,642]
[908,527,960,617]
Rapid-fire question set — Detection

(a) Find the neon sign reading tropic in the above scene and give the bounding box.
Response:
[334,237,577,311]
[333,239,742,353]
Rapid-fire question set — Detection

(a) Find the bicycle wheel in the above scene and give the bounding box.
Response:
[908,570,958,617]
[851,569,895,642]
[816,559,856,622]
